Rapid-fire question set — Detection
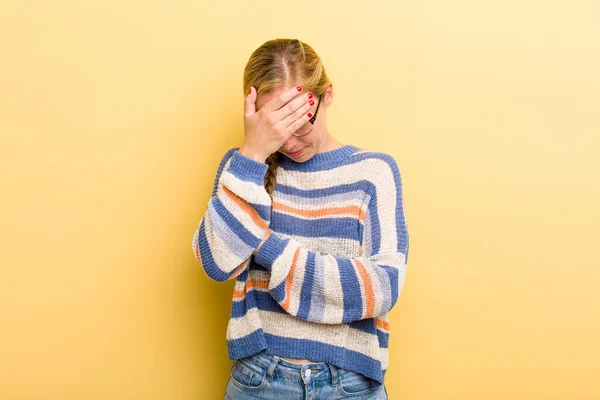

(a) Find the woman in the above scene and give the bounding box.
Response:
[192,38,409,399]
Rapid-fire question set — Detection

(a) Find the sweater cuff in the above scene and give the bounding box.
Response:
[226,150,269,185]
[254,232,288,272]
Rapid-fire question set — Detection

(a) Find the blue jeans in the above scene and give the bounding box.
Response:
[224,349,388,399]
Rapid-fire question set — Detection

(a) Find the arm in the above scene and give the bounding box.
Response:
[192,147,272,282]
[253,154,410,324]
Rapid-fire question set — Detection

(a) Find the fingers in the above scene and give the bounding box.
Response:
[265,85,304,112]
[281,99,314,135]
[273,90,313,123]
[244,86,256,118]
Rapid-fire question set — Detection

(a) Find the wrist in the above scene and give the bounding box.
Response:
[239,147,267,164]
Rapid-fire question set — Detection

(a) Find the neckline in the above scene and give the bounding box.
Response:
[278,144,359,171]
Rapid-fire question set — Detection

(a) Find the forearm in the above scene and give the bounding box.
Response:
[193,148,272,282]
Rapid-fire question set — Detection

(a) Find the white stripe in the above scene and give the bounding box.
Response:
[219,168,272,206]
[260,310,380,357]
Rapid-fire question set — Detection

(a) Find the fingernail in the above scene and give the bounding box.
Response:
[308,112,313,118]
[307,93,313,99]
[309,100,314,106]
[248,87,252,94]
[296,85,302,91]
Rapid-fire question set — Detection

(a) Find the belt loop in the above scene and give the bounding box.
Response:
[328,363,338,386]
[266,355,280,382]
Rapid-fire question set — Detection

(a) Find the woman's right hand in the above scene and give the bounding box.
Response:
[240,85,315,163]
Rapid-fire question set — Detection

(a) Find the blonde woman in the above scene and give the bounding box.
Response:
[192,38,409,399]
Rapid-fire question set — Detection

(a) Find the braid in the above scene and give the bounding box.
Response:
[263,152,280,221]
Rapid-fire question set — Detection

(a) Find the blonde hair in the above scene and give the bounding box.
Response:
[242,38,331,220]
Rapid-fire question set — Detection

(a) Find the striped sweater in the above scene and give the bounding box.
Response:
[191,144,409,385]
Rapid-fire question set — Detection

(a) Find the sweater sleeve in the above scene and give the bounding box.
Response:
[192,147,272,282]
[253,154,409,324]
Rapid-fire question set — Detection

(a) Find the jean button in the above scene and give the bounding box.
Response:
[304,369,312,378]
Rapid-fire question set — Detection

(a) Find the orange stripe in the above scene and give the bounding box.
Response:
[248,278,269,291]
[273,202,366,221]
[355,259,375,318]
[375,318,389,331]
[233,287,245,300]
[281,247,301,311]
[222,185,269,230]
[233,278,269,300]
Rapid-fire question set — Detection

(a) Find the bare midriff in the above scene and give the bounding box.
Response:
[280,356,319,364]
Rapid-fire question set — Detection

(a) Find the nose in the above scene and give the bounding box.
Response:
[281,135,301,152]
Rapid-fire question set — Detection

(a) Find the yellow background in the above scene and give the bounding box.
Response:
[1,1,599,398]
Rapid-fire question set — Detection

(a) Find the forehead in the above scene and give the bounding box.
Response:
[256,85,300,110]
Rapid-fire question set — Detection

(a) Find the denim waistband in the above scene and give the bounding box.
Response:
[240,349,340,384]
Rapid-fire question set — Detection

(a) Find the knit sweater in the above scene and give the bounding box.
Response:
[191,144,409,385]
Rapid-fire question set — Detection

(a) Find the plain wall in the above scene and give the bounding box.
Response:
[1,0,599,398]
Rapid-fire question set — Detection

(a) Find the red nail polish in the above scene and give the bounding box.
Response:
[296,86,302,91]
[308,112,313,118]
[307,93,313,99]
[248,87,252,94]
[309,100,314,106]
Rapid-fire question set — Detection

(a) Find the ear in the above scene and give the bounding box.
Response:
[323,83,334,109]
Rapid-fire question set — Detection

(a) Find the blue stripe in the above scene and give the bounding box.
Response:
[226,150,269,185]
[296,251,316,320]
[338,257,363,323]
[276,181,369,199]
[366,192,382,254]
[376,329,390,348]
[272,214,361,241]
[211,148,238,196]
[381,264,399,308]
[197,217,233,282]
[227,329,268,359]
[253,233,288,272]
[347,318,376,334]
[307,256,326,322]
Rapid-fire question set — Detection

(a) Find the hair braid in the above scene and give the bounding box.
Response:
[263,152,280,220]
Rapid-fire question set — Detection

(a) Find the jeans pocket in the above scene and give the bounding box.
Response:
[336,367,381,397]
[228,357,268,392]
